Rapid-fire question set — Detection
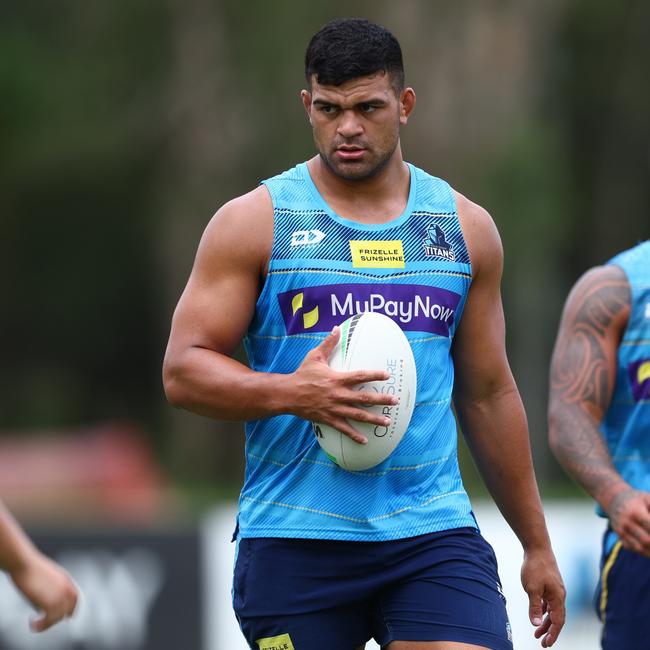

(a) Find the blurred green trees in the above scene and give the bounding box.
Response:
[1,1,647,492]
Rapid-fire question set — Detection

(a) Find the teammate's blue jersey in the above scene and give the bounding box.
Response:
[237,161,476,541]
[601,241,650,508]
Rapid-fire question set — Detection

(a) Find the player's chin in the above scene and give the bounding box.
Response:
[330,160,376,181]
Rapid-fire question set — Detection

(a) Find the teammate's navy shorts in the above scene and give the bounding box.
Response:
[596,528,650,650]
[232,527,513,650]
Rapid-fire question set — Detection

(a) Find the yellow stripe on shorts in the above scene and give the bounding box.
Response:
[599,540,623,623]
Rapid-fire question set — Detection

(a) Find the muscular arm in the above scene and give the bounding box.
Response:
[548,265,650,555]
[452,193,564,647]
[163,187,280,419]
[162,186,395,442]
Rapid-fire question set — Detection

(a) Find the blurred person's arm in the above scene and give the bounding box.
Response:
[0,502,78,631]
[452,192,565,648]
[548,265,650,556]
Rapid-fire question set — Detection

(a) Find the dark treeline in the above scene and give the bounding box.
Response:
[1,0,648,493]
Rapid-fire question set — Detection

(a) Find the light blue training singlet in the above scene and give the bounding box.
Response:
[601,241,650,525]
[237,161,477,541]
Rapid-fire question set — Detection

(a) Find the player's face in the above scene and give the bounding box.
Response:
[302,72,415,181]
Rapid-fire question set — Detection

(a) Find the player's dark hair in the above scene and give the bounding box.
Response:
[305,18,405,93]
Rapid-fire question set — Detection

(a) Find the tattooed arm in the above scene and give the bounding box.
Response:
[549,264,650,556]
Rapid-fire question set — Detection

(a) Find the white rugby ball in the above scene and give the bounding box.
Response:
[312,311,416,471]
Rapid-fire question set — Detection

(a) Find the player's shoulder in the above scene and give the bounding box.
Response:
[452,189,501,277]
[562,263,631,328]
[453,190,496,231]
[195,185,274,272]
[575,263,627,285]
[567,263,630,305]
[202,185,273,246]
[209,185,273,234]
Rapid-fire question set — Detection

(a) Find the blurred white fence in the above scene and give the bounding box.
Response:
[0,501,604,649]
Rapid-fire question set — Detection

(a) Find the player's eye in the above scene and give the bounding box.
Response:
[359,103,377,113]
[319,105,337,114]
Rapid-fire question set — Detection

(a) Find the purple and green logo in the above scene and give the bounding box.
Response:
[277,283,461,336]
[628,359,650,401]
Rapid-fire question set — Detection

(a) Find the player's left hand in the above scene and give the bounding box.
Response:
[520,547,566,647]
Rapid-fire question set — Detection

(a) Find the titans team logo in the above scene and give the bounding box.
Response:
[422,223,456,261]
[628,359,650,401]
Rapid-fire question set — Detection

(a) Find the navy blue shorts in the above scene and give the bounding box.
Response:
[596,529,650,650]
[232,527,513,650]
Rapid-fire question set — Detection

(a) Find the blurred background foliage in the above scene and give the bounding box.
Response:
[1,0,648,509]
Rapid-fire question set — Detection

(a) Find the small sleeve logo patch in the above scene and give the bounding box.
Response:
[255,633,295,650]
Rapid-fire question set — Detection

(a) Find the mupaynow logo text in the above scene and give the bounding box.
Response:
[277,283,461,336]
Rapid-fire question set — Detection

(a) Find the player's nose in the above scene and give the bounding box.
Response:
[336,110,364,138]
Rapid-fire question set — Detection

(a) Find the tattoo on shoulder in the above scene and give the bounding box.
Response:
[550,267,629,412]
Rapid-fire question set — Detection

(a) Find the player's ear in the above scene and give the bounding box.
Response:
[301,89,313,124]
[399,88,416,125]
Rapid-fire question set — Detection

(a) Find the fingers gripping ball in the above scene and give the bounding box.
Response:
[312,312,416,470]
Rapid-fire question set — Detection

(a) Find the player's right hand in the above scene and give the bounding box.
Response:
[288,326,399,444]
[607,487,650,557]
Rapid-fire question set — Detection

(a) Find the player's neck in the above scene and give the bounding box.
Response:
[307,152,410,224]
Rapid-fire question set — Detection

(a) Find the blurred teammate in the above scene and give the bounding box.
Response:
[549,240,650,649]
[164,18,565,649]
[0,501,78,631]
